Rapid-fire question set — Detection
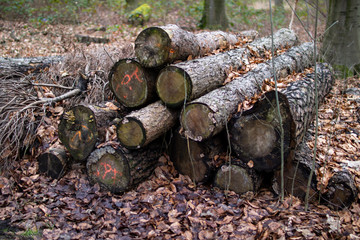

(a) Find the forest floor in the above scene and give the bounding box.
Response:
[0,4,360,240]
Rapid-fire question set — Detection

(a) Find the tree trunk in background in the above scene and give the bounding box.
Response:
[275,0,284,10]
[200,0,229,30]
[125,0,142,12]
[322,0,360,73]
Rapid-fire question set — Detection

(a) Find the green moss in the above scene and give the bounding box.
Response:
[128,3,151,25]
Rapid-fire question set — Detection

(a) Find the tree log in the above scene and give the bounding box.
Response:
[272,140,319,203]
[272,138,358,209]
[323,170,358,210]
[109,58,157,108]
[169,128,226,183]
[86,143,162,193]
[180,42,314,142]
[116,101,178,149]
[75,34,110,44]
[214,160,263,195]
[0,56,63,77]
[229,63,334,171]
[58,103,122,161]
[156,28,298,107]
[38,147,68,179]
[134,24,240,68]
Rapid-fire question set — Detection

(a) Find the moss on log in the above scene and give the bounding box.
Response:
[38,148,68,179]
[156,28,298,107]
[116,101,178,149]
[128,3,151,26]
[169,128,226,183]
[109,58,157,108]
[87,143,162,193]
[134,24,240,68]
[180,42,314,142]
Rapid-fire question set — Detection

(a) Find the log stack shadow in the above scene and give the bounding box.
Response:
[48,24,357,210]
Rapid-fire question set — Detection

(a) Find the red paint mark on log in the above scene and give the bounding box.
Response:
[69,125,94,149]
[114,67,143,100]
[98,162,123,185]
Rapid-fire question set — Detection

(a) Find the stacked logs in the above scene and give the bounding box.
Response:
[40,24,357,209]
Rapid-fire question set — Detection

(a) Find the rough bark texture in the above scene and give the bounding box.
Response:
[109,58,157,108]
[87,143,162,193]
[322,0,360,72]
[38,148,68,179]
[200,0,229,30]
[180,42,314,142]
[280,63,335,146]
[156,28,298,107]
[229,92,295,172]
[229,63,334,171]
[117,101,178,149]
[214,160,263,195]
[134,24,239,68]
[169,128,226,183]
[0,56,63,77]
[75,35,109,44]
[59,103,122,161]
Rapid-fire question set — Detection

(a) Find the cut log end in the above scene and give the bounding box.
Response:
[135,27,171,67]
[109,59,150,108]
[38,148,68,179]
[87,146,130,193]
[230,92,295,171]
[181,103,215,141]
[116,117,145,149]
[58,106,98,161]
[214,164,260,195]
[156,66,192,107]
[232,120,277,159]
[169,130,209,183]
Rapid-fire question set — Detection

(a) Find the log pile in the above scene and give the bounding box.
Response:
[42,24,356,209]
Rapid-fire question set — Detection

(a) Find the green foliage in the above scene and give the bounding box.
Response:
[21,228,40,237]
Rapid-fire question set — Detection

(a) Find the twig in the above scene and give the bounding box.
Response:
[30,82,74,90]
[289,0,299,30]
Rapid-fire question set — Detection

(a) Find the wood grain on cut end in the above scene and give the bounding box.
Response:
[135,27,171,67]
[156,66,192,107]
[181,103,215,141]
[233,120,277,159]
[58,105,98,161]
[214,164,258,195]
[87,146,130,193]
[117,117,146,149]
[38,148,68,179]
[109,59,152,108]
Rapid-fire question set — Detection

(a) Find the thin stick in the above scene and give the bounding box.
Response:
[305,0,319,212]
[289,0,299,30]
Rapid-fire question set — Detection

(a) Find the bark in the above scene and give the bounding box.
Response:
[200,0,229,30]
[75,35,109,44]
[134,24,239,68]
[116,101,178,149]
[229,63,334,171]
[214,160,263,195]
[38,147,68,179]
[156,28,298,107]
[87,143,162,193]
[58,103,122,161]
[169,128,226,183]
[109,58,157,108]
[180,42,314,142]
[0,56,63,77]
[322,0,360,72]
